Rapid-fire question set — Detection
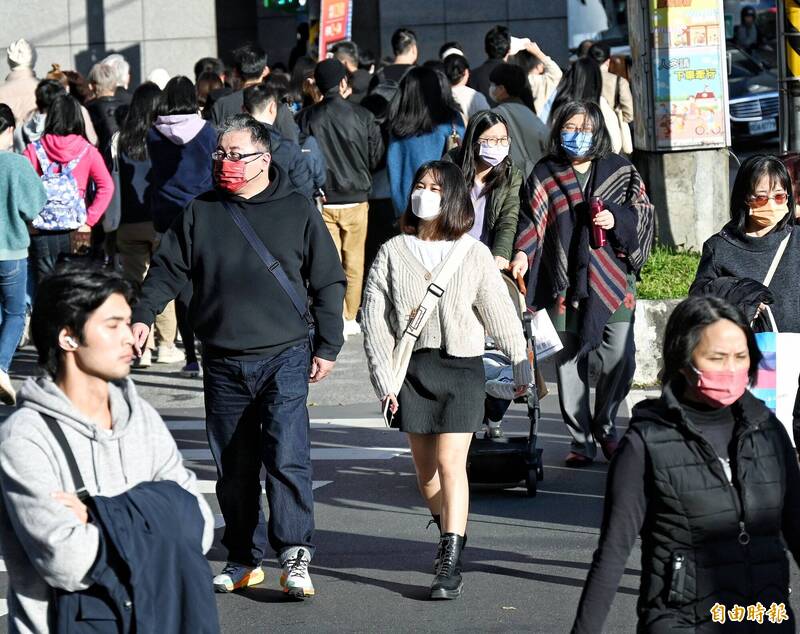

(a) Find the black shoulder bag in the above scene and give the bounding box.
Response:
[43,415,90,502]
[220,199,316,352]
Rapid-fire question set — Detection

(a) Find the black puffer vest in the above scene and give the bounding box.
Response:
[629,384,794,633]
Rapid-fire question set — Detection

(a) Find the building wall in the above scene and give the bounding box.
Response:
[0,0,217,86]
[376,0,570,68]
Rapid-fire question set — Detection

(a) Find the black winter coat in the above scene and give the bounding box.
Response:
[628,385,800,632]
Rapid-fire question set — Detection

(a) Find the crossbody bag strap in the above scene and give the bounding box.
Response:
[220,198,316,340]
[402,237,475,340]
[42,415,90,502]
[763,233,791,288]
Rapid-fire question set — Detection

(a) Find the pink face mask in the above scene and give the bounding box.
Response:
[690,365,749,407]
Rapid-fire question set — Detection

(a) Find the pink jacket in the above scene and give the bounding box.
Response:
[23,134,114,227]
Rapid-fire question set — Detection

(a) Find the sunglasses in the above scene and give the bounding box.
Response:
[748,193,788,206]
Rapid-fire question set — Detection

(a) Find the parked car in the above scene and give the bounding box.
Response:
[727,44,779,143]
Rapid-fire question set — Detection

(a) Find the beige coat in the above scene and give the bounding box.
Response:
[601,69,634,124]
[0,68,38,123]
[530,54,563,115]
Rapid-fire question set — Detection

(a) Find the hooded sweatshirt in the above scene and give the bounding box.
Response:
[0,377,214,634]
[147,114,217,232]
[22,133,115,227]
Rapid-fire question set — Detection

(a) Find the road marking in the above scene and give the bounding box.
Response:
[0,558,5,572]
[182,447,410,461]
[537,489,604,499]
[0,599,6,617]
[196,480,332,494]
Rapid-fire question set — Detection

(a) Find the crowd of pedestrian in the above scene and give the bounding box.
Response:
[0,15,796,632]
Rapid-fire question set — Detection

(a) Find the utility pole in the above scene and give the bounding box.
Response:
[628,0,731,251]
[778,0,800,153]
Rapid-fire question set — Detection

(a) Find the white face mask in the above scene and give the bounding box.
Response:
[489,82,498,101]
[411,188,441,219]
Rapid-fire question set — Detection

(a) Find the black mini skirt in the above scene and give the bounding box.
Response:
[396,348,485,434]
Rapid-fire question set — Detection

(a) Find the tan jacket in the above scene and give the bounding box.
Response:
[0,68,38,124]
[602,69,634,123]
[530,54,563,115]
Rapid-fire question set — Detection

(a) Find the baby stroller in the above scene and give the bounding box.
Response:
[466,272,545,497]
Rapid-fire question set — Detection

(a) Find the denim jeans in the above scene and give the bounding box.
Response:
[0,259,28,372]
[29,231,72,283]
[203,342,314,566]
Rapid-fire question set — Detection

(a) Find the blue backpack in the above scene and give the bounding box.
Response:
[31,140,89,231]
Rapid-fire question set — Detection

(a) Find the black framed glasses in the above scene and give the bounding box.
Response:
[211,150,264,162]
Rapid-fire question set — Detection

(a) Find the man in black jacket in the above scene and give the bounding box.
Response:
[131,114,346,600]
[243,83,314,199]
[297,59,383,337]
[468,25,511,106]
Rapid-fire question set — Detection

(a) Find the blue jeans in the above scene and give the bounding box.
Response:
[29,231,72,283]
[203,342,314,566]
[0,259,28,372]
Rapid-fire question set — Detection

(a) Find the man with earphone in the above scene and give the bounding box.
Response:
[0,266,217,632]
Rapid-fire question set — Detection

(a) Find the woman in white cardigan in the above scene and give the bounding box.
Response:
[362,160,531,601]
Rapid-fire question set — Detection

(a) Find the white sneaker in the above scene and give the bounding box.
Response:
[155,344,185,364]
[133,348,152,368]
[0,370,15,406]
[343,319,362,337]
[279,547,315,599]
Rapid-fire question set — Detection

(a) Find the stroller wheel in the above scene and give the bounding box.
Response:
[525,469,538,497]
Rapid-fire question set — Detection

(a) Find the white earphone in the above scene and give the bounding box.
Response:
[65,336,79,349]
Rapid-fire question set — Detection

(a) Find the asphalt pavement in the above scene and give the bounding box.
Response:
[0,333,797,633]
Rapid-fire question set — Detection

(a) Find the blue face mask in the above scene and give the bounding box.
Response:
[561,131,593,158]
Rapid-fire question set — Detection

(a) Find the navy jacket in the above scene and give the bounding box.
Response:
[147,123,216,233]
[55,481,219,633]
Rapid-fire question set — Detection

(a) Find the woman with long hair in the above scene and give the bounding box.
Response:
[386,66,464,216]
[22,94,114,281]
[362,160,530,600]
[147,75,216,378]
[487,63,549,179]
[511,100,654,467]
[572,296,800,632]
[691,154,800,445]
[548,58,622,153]
[113,82,182,368]
[0,104,46,405]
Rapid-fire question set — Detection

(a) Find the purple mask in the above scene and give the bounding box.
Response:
[478,144,510,167]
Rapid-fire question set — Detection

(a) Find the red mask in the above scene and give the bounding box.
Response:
[691,365,749,407]
[213,158,262,193]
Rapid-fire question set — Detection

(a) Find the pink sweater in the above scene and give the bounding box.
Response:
[23,134,114,227]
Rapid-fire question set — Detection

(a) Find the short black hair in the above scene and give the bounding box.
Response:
[399,160,474,240]
[43,94,87,139]
[35,79,66,112]
[730,154,795,234]
[485,25,510,60]
[331,41,358,67]
[662,296,762,386]
[547,100,613,162]
[443,54,469,85]
[392,28,417,57]
[490,63,536,112]
[588,42,611,65]
[194,56,225,80]
[217,113,272,154]
[243,83,280,115]
[510,50,542,75]
[0,103,14,134]
[233,43,269,81]
[31,265,135,378]
[159,75,197,116]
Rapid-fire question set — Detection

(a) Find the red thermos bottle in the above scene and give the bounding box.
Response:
[589,197,607,249]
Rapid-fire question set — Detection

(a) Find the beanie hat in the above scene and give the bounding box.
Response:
[147,68,171,90]
[314,59,347,94]
[7,39,35,69]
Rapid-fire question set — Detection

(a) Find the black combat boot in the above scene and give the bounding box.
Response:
[429,533,465,600]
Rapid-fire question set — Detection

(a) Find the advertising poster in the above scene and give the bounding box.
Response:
[651,0,730,149]
[318,0,353,60]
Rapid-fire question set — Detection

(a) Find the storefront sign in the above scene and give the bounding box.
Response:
[319,0,352,60]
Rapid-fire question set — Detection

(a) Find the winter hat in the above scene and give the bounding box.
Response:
[314,59,347,94]
[7,39,35,69]
[147,68,170,90]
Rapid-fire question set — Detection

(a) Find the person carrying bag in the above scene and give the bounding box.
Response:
[362,160,530,601]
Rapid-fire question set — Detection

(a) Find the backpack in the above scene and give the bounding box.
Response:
[31,140,89,231]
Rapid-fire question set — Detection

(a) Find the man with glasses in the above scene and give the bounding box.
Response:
[131,114,346,599]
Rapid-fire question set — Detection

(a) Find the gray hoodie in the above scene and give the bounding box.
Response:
[0,377,214,634]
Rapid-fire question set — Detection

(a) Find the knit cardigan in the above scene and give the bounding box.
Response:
[362,234,532,399]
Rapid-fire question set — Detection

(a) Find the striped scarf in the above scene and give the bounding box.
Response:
[515,154,654,354]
